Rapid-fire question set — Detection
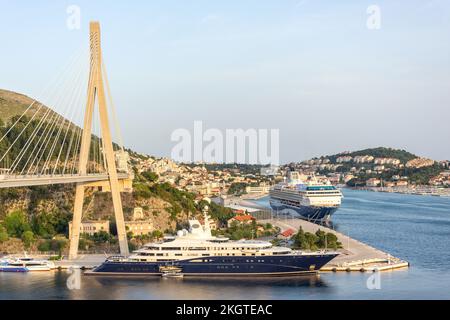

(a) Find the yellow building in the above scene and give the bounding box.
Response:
[125,221,154,236]
[68,220,110,238]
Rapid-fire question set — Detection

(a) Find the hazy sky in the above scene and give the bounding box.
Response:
[1,0,449,163]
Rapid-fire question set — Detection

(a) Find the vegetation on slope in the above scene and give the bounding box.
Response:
[0,89,45,122]
[325,147,417,164]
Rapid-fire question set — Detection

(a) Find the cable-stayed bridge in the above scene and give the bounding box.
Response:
[0,22,130,259]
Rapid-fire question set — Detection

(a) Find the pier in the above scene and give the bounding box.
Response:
[260,218,409,272]
[38,217,410,273]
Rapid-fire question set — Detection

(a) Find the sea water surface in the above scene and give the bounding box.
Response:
[1,189,450,300]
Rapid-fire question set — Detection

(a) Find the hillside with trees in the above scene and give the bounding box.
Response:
[326,147,417,164]
[0,89,207,254]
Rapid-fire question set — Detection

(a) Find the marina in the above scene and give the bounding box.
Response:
[1,189,449,299]
[5,194,408,275]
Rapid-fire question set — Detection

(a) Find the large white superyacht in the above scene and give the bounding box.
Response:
[89,209,338,276]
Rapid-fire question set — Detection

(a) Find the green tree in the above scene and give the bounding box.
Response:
[304,233,319,251]
[292,227,319,250]
[51,239,68,256]
[141,170,159,182]
[4,211,31,237]
[227,182,248,195]
[92,231,112,243]
[128,241,138,252]
[21,231,35,249]
[292,227,307,249]
[0,225,9,243]
[37,240,51,252]
[315,229,327,248]
[78,236,94,251]
[324,232,342,249]
[151,230,163,239]
[31,212,56,238]
[127,231,134,240]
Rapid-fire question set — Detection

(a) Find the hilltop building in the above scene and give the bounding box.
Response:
[374,158,401,166]
[406,158,435,169]
[114,150,130,172]
[336,156,353,163]
[353,155,374,164]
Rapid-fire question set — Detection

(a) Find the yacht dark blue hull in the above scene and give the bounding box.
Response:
[88,253,338,277]
[270,200,338,221]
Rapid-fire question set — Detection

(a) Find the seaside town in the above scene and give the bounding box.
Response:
[131,147,450,200]
[2,145,449,256]
[1,2,450,302]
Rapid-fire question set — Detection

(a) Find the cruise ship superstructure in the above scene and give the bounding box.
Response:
[90,210,338,277]
[270,171,343,221]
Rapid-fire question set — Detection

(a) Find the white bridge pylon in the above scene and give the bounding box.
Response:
[69,21,129,259]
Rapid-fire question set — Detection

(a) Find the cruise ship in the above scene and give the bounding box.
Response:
[89,210,338,277]
[270,171,343,221]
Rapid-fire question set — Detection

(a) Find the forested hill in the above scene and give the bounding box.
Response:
[325,147,417,164]
[0,89,48,124]
[0,89,96,174]
[0,89,218,254]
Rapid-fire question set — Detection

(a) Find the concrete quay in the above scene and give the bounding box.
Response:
[260,218,409,272]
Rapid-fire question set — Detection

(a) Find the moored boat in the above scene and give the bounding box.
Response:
[270,171,343,221]
[0,255,56,272]
[88,209,338,277]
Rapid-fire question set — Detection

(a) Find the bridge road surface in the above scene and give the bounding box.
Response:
[0,173,130,188]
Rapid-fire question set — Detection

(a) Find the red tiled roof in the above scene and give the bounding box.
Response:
[234,215,254,222]
[280,229,295,237]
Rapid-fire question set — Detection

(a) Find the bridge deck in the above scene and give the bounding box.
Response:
[0,173,130,188]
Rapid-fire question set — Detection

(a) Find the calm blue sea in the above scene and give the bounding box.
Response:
[1,189,450,300]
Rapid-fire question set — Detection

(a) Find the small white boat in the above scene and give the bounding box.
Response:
[160,265,183,278]
[161,272,184,278]
[0,255,56,272]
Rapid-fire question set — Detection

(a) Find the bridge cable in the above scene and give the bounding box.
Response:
[7,45,88,175]
[102,60,124,152]
[25,57,84,176]
[70,55,98,175]
[0,46,84,147]
[42,51,88,175]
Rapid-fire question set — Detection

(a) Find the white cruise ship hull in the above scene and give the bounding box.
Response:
[269,199,338,221]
